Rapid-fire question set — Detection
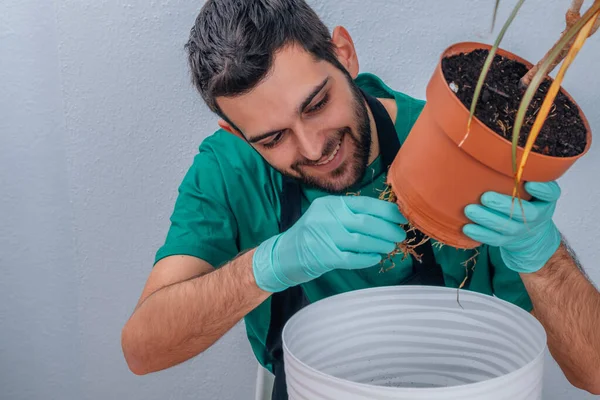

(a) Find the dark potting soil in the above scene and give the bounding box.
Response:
[441,49,587,157]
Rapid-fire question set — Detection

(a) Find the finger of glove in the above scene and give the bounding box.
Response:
[479,192,539,222]
[342,196,407,225]
[344,213,407,244]
[336,232,399,255]
[338,251,382,270]
[524,181,561,203]
[464,204,524,236]
[463,224,508,247]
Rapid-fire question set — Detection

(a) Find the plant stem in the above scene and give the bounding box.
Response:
[519,0,586,88]
[591,13,600,35]
[570,0,585,16]
[515,10,599,185]
[510,0,600,176]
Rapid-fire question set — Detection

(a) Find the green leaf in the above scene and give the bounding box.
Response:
[511,1,600,173]
[465,0,526,138]
[491,0,501,32]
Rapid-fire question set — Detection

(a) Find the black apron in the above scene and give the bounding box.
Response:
[265,90,445,399]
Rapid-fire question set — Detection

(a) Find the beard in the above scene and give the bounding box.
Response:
[281,78,372,194]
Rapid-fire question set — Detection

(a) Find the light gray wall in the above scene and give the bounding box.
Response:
[1,1,598,399]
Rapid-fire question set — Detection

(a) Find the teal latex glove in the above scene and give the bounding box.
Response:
[252,195,407,292]
[463,181,562,273]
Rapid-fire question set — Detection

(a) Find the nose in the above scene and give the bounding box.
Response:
[294,124,324,161]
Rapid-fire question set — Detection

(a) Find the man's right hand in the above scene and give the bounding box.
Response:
[252,195,407,292]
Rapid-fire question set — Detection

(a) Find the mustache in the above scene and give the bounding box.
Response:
[293,128,349,168]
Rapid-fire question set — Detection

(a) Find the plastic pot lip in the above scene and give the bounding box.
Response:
[282,285,547,394]
[434,40,592,163]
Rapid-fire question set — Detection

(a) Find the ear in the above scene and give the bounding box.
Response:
[331,26,359,78]
[218,119,244,140]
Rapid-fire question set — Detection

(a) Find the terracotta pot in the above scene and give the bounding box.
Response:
[387,41,592,249]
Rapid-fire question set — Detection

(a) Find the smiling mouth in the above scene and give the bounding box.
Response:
[315,136,343,166]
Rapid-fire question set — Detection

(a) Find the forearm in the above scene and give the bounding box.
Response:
[121,249,270,375]
[520,242,600,393]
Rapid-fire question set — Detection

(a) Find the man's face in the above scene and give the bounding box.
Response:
[216,45,372,194]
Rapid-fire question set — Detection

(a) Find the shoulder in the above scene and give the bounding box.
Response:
[182,128,284,209]
[157,128,284,265]
[355,72,426,143]
[197,129,264,170]
[355,72,425,109]
[186,129,280,184]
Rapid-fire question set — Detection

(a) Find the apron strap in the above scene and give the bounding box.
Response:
[265,176,308,400]
[360,89,400,170]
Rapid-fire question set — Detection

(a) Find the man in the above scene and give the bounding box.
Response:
[121,0,600,397]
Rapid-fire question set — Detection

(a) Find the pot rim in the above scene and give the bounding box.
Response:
[435,41,592,162]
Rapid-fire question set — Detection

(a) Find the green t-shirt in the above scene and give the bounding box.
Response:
[155,72,532,373]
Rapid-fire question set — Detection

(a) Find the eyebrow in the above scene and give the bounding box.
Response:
[247,76,330,144]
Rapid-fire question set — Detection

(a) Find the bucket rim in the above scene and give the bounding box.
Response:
[281,285,547,394]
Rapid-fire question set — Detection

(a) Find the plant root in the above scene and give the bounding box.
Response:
[456,248,480,309]
[377,184,396,203]
[375,184,480,311]
[432,241,446,250]
[377,184,434,273]
[379,223,432,273]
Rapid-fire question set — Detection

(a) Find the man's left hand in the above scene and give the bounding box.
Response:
[462,181,562,273]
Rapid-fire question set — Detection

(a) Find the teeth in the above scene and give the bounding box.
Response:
[316,139,342,166]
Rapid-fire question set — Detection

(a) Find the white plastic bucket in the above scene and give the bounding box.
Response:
[282,286,546,400]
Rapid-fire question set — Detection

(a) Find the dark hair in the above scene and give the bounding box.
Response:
[185,0,345,128]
